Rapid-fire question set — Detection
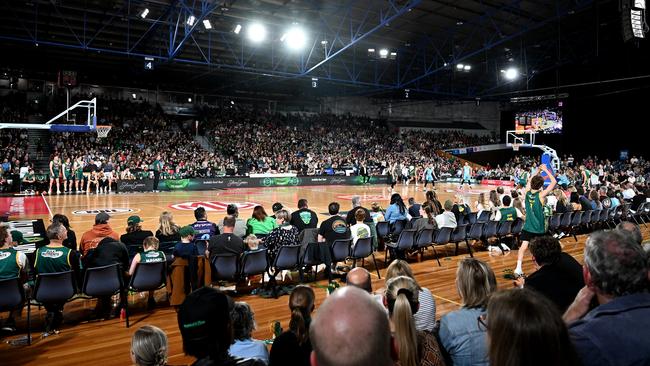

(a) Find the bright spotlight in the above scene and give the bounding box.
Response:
[247,23,267,43]
[456,64,464,70]
[282,26,307,50]
[188,97,192,103]
[379,48,389,58]
[203,19,212,30]
[463,65,471,71]
[234,24,242,34]
[504,67,518,80]
[140,8,149,19]
[131,93,137,99]
[187,15,196,26]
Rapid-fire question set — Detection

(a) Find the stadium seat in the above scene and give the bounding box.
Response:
[569,211,584,241]
[81,263,127,327]
[211,254,239,283]
[431,227,453,266]
[0,277,30,344]
[450,225,471,257]
[350,237,380,279]
[240,249,269,286]
[385,229,416,264]
[414,228,435,259]
[269,245,302,298]
[128,262,167,328]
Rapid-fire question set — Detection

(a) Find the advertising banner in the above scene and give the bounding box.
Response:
[117,175,389,193]
[480,179,515,187]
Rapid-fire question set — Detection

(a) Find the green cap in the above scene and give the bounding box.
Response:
[179,225,196,238]
[11,231,28,245]
[127,215,143,224]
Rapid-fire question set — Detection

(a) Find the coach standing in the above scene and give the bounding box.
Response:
[152,155,162,192]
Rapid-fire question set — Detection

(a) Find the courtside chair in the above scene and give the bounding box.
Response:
[269,244,302,298]
[510,218,525,248]
[240,249,269,287]
[350,237,381,279]
[384,229,416,265]
[559,212,574,233]
[597,208,610,230]
[481,220,499,242]
[391,219,408,240]
[414,228,435,260]
[467,212,478,225]
[128,261,167,328]
[450,225,471,257]
[211,254,239,283]
[632,203,648,228]
[32,270,77,334]
[158,241,176,258]
[580,210,593,232]
[477,211,491,223]
[466,223,484,248]
[431,227,453,266]
[299,242,324,282]
[81,263,126,327]
[376,221,390,249]
[569,211,583,241]
[549,213,562,236]
[495,221,513,254]
[331,239,353,276]
[641,203,650,224]
[0,277,30,345]
[589,209,602,231]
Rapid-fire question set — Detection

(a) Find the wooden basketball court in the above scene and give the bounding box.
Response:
[2,183,646,365]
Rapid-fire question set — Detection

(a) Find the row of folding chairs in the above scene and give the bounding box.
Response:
[548,204,636,241]
[381,218,526,266]
[0,261,168,343]
[211,237,381,289]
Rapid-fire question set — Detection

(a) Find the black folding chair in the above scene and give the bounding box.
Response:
[269,245,302,297]
[450,225,471,257]
[211,254,239,282]
[240,249,269,286]
[385,229,415,264]
[128,262,167,328]
[0,277,30,344]
[33,270,77,333]
[431,227,453,266]
[81,263,127,327]
[350,237,381,279]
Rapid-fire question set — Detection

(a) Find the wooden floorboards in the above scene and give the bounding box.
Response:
[1,185,647,365]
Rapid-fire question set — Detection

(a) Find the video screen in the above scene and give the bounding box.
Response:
[515,106,563,134]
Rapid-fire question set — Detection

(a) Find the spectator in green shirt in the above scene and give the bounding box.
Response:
[246,206,277,236]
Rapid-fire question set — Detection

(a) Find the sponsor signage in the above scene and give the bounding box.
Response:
[72,208,138,215]
[480,180,515,187]
[170,201,260,212]
[117,176,389,193]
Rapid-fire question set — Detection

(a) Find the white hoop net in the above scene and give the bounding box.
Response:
[512,144,520,152]
[96,125,112,138]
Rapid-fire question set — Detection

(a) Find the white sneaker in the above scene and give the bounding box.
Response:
[500,243,511,252]
[514,267,524,276]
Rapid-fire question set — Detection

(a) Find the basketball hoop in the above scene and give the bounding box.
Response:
[512,144,520,152]
[96,125,112,138]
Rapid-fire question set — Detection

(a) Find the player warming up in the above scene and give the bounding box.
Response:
[459,162,473,190]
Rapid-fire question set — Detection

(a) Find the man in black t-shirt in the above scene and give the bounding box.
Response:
[319,202,351,245]
[207,216,246,261]
[290,198,318,231]
[344,195,373,225]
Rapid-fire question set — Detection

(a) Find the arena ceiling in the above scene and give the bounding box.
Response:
[0,0,649,100]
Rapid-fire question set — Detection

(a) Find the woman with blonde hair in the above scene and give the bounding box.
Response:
[384,276,445,366]
[438,258,496,366]
[155,211,180,243]
[130,325,168,366]
[382,260,436,333]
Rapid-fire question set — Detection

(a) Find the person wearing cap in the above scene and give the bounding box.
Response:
[217,204,247,238]
[79,212,120,257]
[270,202,284,219]
[10,230,28,246]
[174,226,199,259]
[0,226,30,332]
[177,287,265,366]
[120,215,154,253]
[191,207,219,243]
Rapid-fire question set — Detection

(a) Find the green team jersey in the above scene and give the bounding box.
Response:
[499,207,518,222]
[152,160,162,172]
[523,191,546,234]
[36,174,48,182]
[0,248,23,280]
[34,245,73,274]
[50,161,60,177]
[140,250,166,264]
[63,164,73,178]
[23,172,35,181]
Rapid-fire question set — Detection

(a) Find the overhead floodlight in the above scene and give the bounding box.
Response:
[234,24,242,34]
[140,8,150,19]
[504,67,519,80]
[463,65,471,71]
[390,51,397,60]
[230,100,235,105]
[187,15,196,26]
[188,97,192,103]
[456,63,464,70]
[379,48,389,58]
[132,93,137,99]
[203,19,212,30]
[634,0,645,9]
[282,26,307,51]
[247,23,267,43]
